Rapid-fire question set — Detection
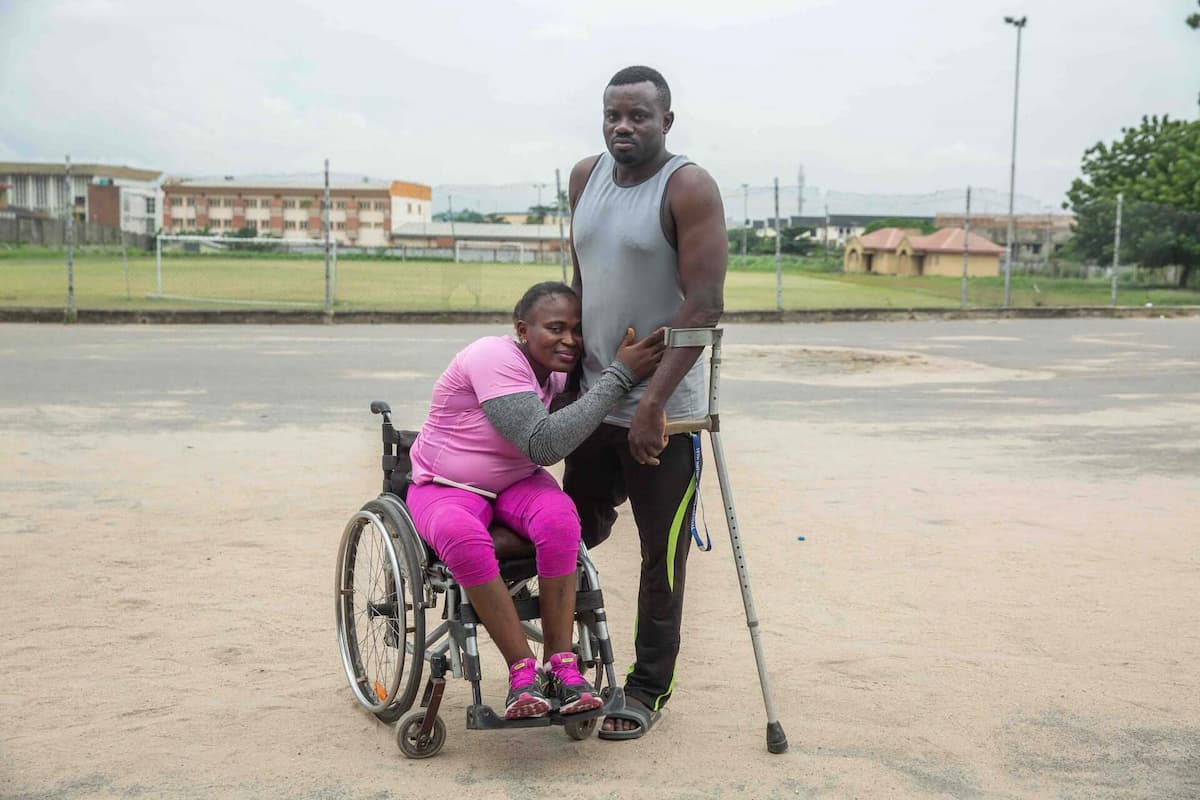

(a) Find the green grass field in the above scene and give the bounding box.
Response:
[2,250,1198,311]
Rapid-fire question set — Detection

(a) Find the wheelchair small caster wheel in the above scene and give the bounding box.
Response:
[564,717,597,741]
[396,711,446,759]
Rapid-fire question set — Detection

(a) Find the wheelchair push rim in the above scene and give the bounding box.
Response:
[335,506,423,718]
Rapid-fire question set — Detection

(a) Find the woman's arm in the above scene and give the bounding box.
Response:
[482,361,636,466]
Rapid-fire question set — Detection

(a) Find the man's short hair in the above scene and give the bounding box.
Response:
[607,66,671,112]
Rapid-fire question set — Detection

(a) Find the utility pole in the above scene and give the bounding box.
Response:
[555,168,567,281]
[532,182,547,216]
[65,155,75,322]
[961,186,972,309]
[741,184,749,265]
[774,178,783,312]
[797,164,804,216]
[1002,15,1028,308]
[1111,192,1123,306]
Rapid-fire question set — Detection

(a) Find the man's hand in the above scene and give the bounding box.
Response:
[628,402,668,466]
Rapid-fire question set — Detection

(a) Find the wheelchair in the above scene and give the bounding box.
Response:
[335,400,625,759]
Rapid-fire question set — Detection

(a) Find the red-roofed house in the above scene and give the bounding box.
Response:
[844,227,1005,277]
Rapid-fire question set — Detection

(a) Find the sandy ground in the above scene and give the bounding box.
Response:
[1,320,1198,799]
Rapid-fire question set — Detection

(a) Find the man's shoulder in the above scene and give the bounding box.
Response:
[569,155,605,208]
[666,161,718,194]
[665,162,723,220]
[571,154,603,174]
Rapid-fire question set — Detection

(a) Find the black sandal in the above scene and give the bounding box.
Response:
[597,700,661,741]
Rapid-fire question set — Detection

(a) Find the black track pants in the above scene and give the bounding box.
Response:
[563,423,697,711]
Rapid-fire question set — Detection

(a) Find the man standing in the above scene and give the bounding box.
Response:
[565,65,727,740]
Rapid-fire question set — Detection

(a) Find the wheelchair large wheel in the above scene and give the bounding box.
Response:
[335,498,425,723]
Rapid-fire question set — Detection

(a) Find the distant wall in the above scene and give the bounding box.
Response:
[0,215,153,249]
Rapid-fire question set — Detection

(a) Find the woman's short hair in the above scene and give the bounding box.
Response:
[513,281,576,323]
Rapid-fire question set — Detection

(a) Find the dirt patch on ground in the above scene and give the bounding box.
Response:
[723,344,1053,387]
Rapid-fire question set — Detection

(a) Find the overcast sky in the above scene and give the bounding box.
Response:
[1,0,1196,216]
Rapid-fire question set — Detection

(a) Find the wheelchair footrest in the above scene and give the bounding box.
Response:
[466,704,552,730]
[465,688,625,731]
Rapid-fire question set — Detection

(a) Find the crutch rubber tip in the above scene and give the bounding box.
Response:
[766,721,789,754]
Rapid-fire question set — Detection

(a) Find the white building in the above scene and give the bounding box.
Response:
[390,181,432,227]
[0,162,164,235]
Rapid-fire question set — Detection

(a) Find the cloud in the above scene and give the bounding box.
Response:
[530,22,589,41]
[1,0,1196,207]
[50,0,128,21]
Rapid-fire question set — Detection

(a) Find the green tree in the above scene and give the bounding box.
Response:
[728,226,816,255]
[863,217,936,235]
[1064,115,1200,287]
[525,204,556,225]
[433,209,486,223]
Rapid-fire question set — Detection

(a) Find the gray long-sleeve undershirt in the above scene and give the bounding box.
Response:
[481,361,637,466]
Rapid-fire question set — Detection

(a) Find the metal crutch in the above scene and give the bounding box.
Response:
[663,327,789,754]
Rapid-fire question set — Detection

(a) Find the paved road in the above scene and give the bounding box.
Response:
[3,317,1197,470]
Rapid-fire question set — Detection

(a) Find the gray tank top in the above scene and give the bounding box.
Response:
[572,151,706,426]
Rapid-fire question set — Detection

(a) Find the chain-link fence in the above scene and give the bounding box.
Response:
[1067,196,1200,293]
[6,171,1199,314]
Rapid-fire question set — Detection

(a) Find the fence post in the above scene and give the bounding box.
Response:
[555,168,568,283]
[961,186,971,309]
[1111,192,1122,307]
[741,184,749,268]
[823,204,830,262]
[323,158,332,316]
[121,228,130,300]
[773,177,782,312]
[65,155,75,322]
[448,194,458,262]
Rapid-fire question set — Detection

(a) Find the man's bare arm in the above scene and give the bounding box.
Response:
[568,156,600,296]
[628,165,727,465]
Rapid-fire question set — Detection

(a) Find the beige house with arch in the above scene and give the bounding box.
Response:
[844,227,1005,277]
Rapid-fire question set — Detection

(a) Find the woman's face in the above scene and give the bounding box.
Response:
[517,292,583,375]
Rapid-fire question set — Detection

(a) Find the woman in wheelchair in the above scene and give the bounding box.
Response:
[406,281,665,721]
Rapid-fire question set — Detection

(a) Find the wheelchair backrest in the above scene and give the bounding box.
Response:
[386,428,420,500]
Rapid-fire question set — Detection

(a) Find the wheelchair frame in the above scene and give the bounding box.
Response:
[335,401,625,758]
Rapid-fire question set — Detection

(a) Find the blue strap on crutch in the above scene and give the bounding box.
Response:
[689,432,712,552]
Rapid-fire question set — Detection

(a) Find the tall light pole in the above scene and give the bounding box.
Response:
[1002,14,1027,308]
[532,182,547,215]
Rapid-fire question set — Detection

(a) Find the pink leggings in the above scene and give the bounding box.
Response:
[405,470,581,588]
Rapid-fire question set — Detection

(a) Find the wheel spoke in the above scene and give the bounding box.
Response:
[338,505,425,720]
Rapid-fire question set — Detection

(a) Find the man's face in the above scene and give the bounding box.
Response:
[603,81,673,167]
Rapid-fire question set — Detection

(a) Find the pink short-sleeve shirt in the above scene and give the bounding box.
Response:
[410,336,567,494]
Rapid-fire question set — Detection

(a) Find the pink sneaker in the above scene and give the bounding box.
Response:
[547,652,602,715]
[504,657,551,720]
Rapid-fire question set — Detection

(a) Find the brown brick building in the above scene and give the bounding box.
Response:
[161,176,428,247]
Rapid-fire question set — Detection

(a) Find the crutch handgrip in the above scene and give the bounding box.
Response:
[664,416,712,436]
